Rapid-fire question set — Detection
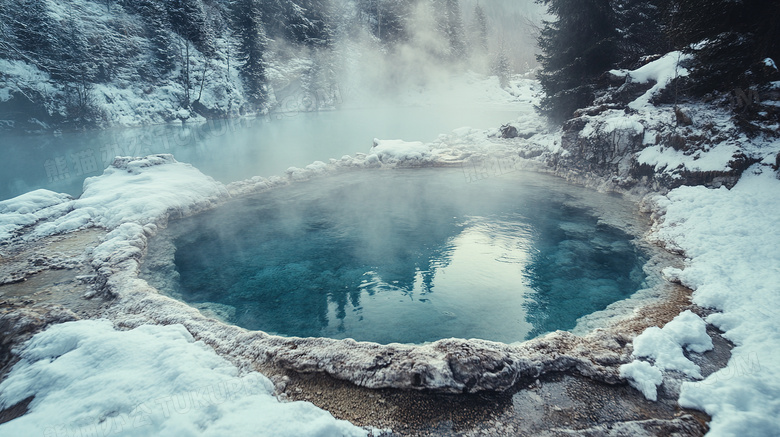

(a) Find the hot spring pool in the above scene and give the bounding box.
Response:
[142,168,649,344]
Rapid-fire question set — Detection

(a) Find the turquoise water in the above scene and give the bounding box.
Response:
[0,106,522,201]
[144,168,647,344]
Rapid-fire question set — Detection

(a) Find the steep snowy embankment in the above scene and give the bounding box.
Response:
[640,168,780,435]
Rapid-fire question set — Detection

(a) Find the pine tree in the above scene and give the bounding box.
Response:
[492,44,511,88]
[135,0,175,74]
[612,0,669,68]
[13,0,57,64]
[666,0,780,93]
[234,0,268,108]
[471,4,488,53]
[290,0,335,47]
[535,0,618,122]
[258,0,334,47]
[167,0,215,57]
[356,0,414,45]
[0,4,10,59]
[435,0,466,60]
[258,0,287,40]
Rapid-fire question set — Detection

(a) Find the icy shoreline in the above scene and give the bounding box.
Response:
[2,152,678,393]
[1,127,778,434]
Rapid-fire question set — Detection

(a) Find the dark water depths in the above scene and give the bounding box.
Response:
[143,168,647,344]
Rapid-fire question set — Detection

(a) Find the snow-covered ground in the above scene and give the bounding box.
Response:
[0,320,370,436]
[647,168,780,436]
[1,56,779,434]
[2,144,778,435]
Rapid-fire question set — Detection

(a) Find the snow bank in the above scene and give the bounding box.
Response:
[620,360,663,401]
[31,154,229,238]
[636,143,741,174]
[609,51,692,110]
[0,320,367,436]
[641,166,780,435]
[0,189,73,241]
[370,139,432,164]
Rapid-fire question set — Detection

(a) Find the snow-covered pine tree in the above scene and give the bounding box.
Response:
[612,0,669,68]
[12,0,58,67]
[257,0,287,40]
[0,4,9,59]
[492,43,511,88]
[435,0,466,61]
[667,0,780,93]
[356,0,414,45]
[290,0,335,47]
[535,0,618,122]
[167,0,216,57]
[258,0,333,47]
[133,0,175,74]
[234,0,268,109]
[471,4,488,53]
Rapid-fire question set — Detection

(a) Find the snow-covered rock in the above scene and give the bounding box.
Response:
[370,139,431,164]
[0,189,73,241]
[28,154,230,239]
[609,51,693,110]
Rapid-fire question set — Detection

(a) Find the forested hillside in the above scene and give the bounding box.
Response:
[536,0,780,124]
[0,0,538,130]
[528,0,780,189]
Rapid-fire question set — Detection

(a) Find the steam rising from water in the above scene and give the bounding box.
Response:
[142,168,649,344]
[325,0,544,109]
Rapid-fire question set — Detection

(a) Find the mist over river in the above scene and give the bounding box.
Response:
[1,103,528,201]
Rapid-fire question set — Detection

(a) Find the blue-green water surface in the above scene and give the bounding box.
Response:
[144,168,648,344]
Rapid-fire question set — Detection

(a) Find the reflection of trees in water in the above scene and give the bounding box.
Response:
[523,203,646,339]
[170,174,464,337]
[163,170,647,341]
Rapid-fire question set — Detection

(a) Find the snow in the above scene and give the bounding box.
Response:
[92,83,200,127]
[31,154,229,238]
[0,320,368,437]
[621,310,712,401]
[656,310,713,355]
[0,154,649,398]
[0,189,73,241]
[0,59,54,103]
[2,51,779,432]
[370,139,431,163]
[633,310,712,377]
[643,166,780,435]
[620,360,663,401]
[601,116,644,135]
[609,51,692,110]
[636,143,741,173]
[764,58,777,71]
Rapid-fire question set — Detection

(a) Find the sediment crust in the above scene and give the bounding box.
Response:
[0,151,725,435]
